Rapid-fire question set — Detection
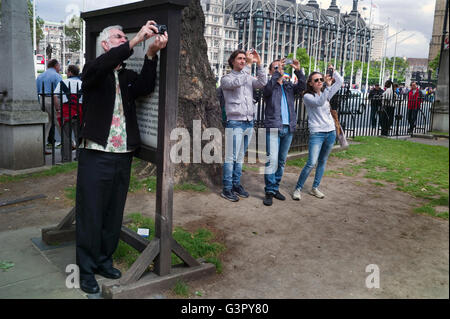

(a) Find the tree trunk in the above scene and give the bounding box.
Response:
[175,0,223,187]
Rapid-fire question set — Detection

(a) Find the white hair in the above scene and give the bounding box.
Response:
[99,25,123,44]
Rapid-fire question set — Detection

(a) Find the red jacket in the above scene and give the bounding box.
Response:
[407,89,423,110]
[57,94,83,126]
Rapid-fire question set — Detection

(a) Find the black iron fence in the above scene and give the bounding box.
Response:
[254,89,435,153]
[39,82,82,165]
[39,83,435,165]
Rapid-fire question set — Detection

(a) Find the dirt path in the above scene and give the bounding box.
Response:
[0,158,448,298]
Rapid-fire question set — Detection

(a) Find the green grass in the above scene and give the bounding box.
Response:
[288,136,449,220]
[64,186,77,204]
[242,165,261,172]
[286,157,307,169]
[173,280,190,297]
[174,182,207,192]
[128,175,157,193]
[113,213,225,273]
[0,162,78,184]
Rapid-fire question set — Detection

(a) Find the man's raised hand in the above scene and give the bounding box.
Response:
[252,50,261,65]
[130,21,158,49]
[147,32,168,58]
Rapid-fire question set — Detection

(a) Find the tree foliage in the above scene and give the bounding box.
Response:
[285,46,410,86]
[429,53,440,79]
[64,16,82,52]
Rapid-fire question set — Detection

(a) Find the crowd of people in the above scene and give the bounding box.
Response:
[368,80,429,135]
[219,49,344,207]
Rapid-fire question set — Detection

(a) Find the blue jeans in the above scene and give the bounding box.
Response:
[295,130,336,190]
[264,125,293,194]
[223,120,254,191]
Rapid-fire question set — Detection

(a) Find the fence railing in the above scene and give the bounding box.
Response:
[254,89,435,153]
[39,84,435,165]
[39,82,82,166]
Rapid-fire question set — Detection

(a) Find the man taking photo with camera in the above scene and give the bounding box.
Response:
[262,58,306,206]
[76,21,167,294]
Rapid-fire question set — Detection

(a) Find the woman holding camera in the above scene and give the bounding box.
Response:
[292,65,343,200]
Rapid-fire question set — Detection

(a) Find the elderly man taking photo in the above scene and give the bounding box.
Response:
[76,21,168,294]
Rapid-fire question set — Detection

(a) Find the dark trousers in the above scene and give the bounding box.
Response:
[370,104,379,128]
[61,118,80,162]
[380,107,395,136]
[75,148,133,280]
[407,109,419,131]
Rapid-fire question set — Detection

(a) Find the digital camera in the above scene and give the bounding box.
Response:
[155,24,167,34]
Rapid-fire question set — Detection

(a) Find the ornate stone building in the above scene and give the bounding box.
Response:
[201,0,239,78]
[226,0,372,71]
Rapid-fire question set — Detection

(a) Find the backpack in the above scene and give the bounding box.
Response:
[58,80,83,126]
[60,80,82,106]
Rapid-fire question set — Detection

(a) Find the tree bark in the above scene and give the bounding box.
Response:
[175,0,223,187]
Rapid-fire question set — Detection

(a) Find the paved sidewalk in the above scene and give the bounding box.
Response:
[0,227,86,299]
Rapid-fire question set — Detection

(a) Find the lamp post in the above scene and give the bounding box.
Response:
[364,0,374,93]
[350,12,359,88]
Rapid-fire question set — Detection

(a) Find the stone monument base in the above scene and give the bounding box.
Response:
[0,122,45,170]
[432,111,449,132]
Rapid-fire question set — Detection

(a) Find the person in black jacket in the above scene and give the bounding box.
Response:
[76,21,168,294]
[262,58,306,206]
[368,84,384,128]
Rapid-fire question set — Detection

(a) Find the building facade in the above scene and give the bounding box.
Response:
[407,58,429,82]
[226,0,372,73]
[38,21,80,73]
[201,0,239,78]
[370,24,385,61]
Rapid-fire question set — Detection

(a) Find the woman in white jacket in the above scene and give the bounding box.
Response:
[292,66,343,200]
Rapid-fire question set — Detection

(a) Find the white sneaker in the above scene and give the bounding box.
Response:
[310,187,325,198]
[292,188,302,201]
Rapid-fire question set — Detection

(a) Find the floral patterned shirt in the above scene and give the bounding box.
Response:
[81,70,132,153]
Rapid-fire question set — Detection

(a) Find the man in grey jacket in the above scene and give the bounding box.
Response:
[220,49,266,202]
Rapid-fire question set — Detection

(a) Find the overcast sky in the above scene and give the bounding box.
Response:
[34,0,436,58]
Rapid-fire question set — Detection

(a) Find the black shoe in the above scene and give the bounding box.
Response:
[273,191,286,201]
[232,185,249,198]
[96,266,122,279]
[263,193,273,206]
[80,278,100,294]
[221,189,239,202]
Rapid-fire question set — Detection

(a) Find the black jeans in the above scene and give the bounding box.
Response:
[380,106,395,136]
[407,109,419,131]
[370,104,379,128]
[75,148,133,280]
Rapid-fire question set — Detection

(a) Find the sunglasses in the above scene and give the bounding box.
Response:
[313,78,324,83]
